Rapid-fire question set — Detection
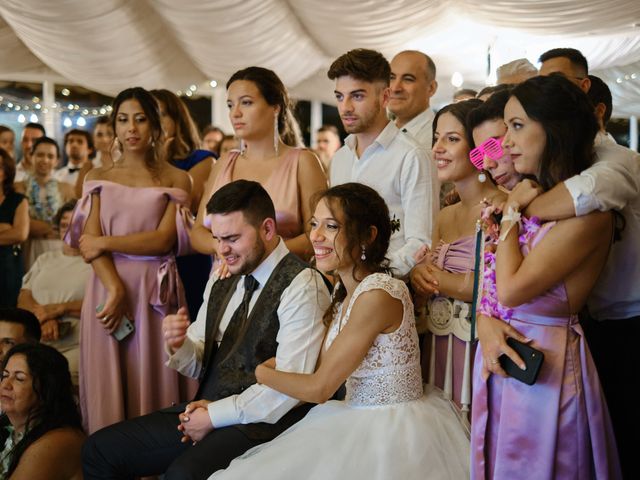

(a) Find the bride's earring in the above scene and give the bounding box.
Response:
[360,245,367,261]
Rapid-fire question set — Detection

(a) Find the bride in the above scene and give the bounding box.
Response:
[209,182,469,479]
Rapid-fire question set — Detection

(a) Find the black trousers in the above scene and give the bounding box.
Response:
[82,402,311,480]
[580,311,640,479]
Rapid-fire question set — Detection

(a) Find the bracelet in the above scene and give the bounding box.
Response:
[499,205,522,241]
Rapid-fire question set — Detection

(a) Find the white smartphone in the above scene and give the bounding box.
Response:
[112,316,135,341]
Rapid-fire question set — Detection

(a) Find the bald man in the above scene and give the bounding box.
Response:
[389,50,443,210]
[389,50,438,147]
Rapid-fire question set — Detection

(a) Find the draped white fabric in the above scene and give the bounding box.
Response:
[1,0,639,114]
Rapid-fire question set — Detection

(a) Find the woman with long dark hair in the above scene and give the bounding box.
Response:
[0,343,84,479]
[151,89,216,322]
[471,75,621,478]
[0,149,29,307]
[410,99,504,418]
[66,87,196,433]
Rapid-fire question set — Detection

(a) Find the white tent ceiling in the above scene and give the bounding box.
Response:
[1,0,640,116]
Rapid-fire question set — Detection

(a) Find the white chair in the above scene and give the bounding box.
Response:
[421,296,475,430]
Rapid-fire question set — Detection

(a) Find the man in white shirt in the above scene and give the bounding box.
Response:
[533,47,639,477]
[14,122,45,182]
[389,50,443,208]
[54,129,94,188]
[389,50,438,149]
[328,48,435,278]
[82,180,330,479]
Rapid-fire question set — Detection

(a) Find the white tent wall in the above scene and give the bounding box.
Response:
[1,1,640,127]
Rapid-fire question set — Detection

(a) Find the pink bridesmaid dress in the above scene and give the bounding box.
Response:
[67,180,197,433]
[210,149,305,240]
[423,235,477,409]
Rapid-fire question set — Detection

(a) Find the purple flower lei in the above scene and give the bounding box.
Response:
[478,215,542,319]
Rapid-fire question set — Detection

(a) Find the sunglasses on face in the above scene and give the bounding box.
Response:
[469,137,504,170]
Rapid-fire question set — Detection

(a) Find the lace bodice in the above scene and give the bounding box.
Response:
[325,273,423,407]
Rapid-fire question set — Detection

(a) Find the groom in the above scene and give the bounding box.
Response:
[82,180,330,479]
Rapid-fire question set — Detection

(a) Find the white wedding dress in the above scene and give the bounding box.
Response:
[209,273,470,480]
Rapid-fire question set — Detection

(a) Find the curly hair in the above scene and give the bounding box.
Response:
[312,183,392,326]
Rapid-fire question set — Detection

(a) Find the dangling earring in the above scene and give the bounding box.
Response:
[240,139,246,155]
[360,244,367,261]
[273,111,279,157]
[478,170,487,183]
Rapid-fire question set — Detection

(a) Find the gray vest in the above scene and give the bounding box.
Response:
[197,252,311,401]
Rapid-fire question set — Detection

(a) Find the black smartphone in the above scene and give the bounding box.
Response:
[499,337,544,385]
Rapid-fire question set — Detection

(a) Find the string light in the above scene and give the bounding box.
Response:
[1,90,115,132]
[616,72,638,84]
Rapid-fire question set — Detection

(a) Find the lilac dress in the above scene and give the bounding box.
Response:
[424,235,476,408]
[471,219,621,479]
[66,180,197,433]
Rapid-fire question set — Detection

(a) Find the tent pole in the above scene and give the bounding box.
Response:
[630,116,638,152]
[42,80,55,139]
[310,100,322,149]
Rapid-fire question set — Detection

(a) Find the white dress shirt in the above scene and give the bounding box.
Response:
[399,108,435,150]
[564,132,640,320]
[14,158,29,182]
[399,108,439,211]
[330,121,436,277]
[167,239,330,428]
[54,161,86,187]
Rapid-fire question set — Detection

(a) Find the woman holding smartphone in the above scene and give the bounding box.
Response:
[471,75,621,479]
[66,87,195,434]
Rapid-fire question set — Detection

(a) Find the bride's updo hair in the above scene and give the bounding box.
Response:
[312,182,392,325]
